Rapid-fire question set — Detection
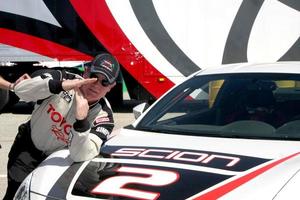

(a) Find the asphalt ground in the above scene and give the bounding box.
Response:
[0,100,139,199]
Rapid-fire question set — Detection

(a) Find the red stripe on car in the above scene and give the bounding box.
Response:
[192,152,300,200]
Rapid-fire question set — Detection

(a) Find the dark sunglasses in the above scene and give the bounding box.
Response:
[90,74,110,87]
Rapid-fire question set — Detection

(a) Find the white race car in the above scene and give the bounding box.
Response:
[15,62,300,200]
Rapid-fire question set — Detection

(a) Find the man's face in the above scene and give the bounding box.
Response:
[80,73,116,104]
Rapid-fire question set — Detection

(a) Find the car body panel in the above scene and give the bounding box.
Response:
[15,62,300,200]
[26,128,300,200]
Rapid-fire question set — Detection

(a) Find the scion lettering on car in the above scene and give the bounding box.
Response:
[111,148,240,167]
[102,146,269,172]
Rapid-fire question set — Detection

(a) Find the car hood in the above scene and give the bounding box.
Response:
[29,128,300,200]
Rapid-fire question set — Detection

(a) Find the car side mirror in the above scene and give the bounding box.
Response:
[133,102,150,119]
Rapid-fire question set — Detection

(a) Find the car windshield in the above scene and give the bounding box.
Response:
[136,73,300,140]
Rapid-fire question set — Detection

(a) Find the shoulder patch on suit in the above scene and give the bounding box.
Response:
[94,116,110,125]
[60,91,73,103]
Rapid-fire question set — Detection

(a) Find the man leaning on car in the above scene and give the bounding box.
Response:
[3,53,120,200]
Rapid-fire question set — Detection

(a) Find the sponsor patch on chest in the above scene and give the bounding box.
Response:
[47,103,72,144]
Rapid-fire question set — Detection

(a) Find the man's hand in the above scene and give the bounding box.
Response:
[62,78,97,91]
[10,73,31,91]
[74,87,89,120]
[15,73,31,84]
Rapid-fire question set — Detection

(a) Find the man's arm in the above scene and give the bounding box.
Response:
[68,95,114,162]
[14,69,63,102]
[0,76,12,90]
[0,74,30,91]
[14,69,96,102]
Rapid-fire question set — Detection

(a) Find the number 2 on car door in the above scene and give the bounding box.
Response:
[91,166,179,200]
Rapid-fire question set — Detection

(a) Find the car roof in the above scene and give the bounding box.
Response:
[196,62,300,76]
